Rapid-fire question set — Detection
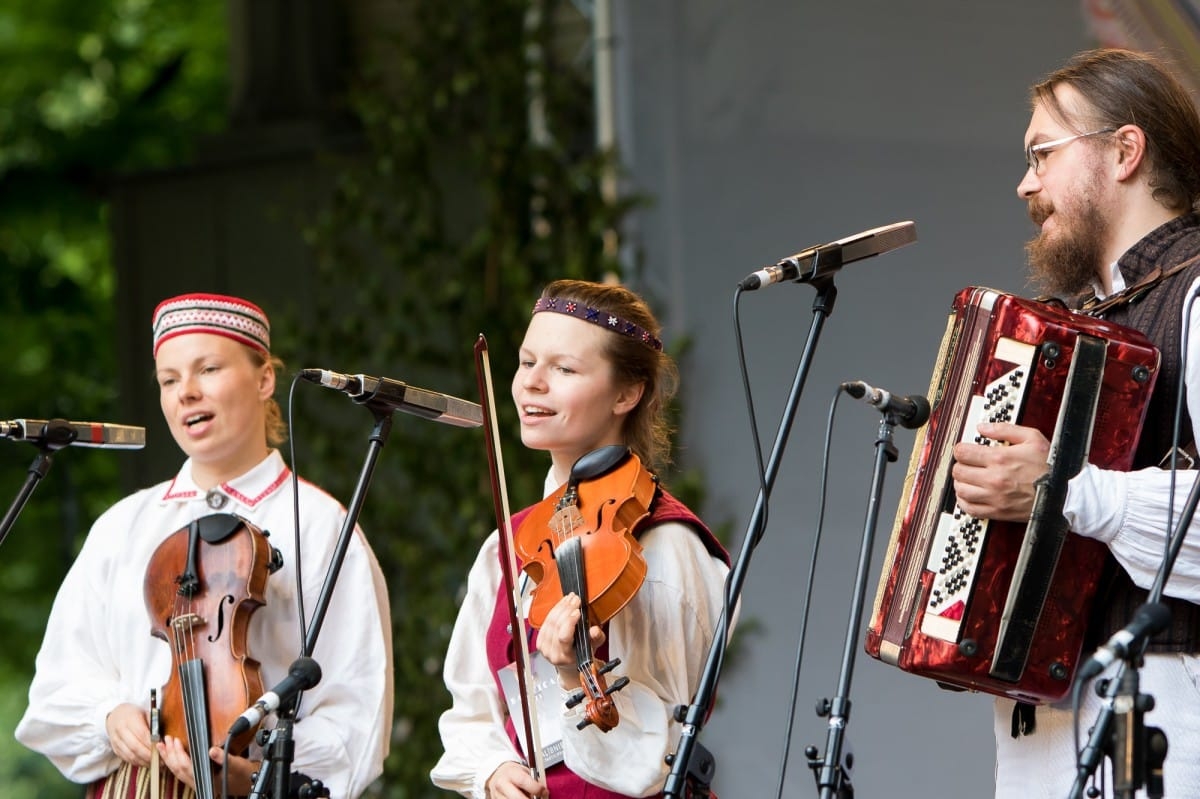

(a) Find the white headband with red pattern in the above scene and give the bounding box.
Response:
[152,292,271,357]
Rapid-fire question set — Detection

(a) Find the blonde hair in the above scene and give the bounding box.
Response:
[249,350,288,447]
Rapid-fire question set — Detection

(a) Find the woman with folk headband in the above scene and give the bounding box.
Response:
[16,293,392,799]
[431,280,731,798]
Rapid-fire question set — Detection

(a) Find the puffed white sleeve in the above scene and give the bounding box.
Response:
[553,520,731,797]
[284,500,392,799]
[430,532,527,799]
[14,501,141,783]
[1064,273,1200,602]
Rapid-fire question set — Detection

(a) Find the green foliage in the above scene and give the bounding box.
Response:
[0,0,228,177]
[1,2,723,797]
[293,1,635,794]
[0,0,228,794]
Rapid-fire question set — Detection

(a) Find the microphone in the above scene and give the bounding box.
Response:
[300,369,483,428]
[1077,602,1171,681]
[0,419,146,449]
[841,381,931,430]
[227,656,322,737]
[740,220,917,290]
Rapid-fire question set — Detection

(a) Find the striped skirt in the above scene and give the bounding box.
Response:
[86,761,195,799]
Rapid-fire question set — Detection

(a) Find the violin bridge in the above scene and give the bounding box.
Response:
[551,506,586,544]
[171,612,206,632]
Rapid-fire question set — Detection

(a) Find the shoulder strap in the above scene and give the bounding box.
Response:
[1080,251,1200,317]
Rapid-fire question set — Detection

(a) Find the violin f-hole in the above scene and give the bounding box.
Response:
[207,594,235,643]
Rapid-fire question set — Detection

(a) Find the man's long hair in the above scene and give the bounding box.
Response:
[1033,48,1200,212]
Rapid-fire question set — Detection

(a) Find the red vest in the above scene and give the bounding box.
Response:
[484,488,727,798]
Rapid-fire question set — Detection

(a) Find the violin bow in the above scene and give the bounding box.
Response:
[149,688,161,799]
[473,335,547,783]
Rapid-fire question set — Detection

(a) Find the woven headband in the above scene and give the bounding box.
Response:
[152,292,271,357]
[532,296,663,352]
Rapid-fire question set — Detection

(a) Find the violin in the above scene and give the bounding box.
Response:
[515,444,657,732]
[144,513,282,799]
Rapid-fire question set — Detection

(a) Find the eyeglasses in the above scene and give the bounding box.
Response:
[1024,128,1117,174]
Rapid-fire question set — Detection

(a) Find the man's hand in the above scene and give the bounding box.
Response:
[952,422,1050,521]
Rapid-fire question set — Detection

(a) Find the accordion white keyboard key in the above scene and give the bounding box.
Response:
[921,337,1037,642]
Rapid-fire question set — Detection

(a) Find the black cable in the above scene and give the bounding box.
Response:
[771,385,843,798]
[733,285,771,543]
[286,373,308,654]
[1157,289,1199,593]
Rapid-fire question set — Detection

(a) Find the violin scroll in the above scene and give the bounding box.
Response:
[565,660,630,732]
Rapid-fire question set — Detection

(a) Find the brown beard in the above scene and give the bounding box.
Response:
[1024,197,1107,298]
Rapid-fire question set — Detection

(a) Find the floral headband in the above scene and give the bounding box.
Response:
[532,296,663,352]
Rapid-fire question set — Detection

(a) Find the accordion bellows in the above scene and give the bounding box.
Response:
[865,287,1159,704]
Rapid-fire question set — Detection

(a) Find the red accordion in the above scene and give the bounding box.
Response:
[864,287,1159,703]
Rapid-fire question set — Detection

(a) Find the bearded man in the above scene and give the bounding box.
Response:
[951,48,1200,799]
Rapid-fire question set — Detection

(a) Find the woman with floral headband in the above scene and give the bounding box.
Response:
[430,280,731,798]
[16,293,392,799]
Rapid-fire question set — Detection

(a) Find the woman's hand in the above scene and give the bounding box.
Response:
[486,760,548,798]
[105,703,154,767]
[158,735,259,796]
[536,592,605,687]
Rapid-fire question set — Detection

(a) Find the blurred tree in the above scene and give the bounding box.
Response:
[295,1,633,795]
[0,1,227,796]
[1,2,715,797]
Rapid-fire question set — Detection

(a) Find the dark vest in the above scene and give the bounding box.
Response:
[483,487,727,799]
[1085,212,1200,653]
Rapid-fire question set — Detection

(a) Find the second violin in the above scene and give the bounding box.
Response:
[515,444,657,731]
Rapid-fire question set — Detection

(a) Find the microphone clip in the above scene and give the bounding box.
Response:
[841,380,931,430]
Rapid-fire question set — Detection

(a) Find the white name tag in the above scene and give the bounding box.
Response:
[497,651,569,767]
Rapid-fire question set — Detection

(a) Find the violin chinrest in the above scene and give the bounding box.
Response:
[569,445,631,484]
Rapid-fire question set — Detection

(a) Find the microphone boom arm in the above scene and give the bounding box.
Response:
[1,419,143,551]
[664,278,841,797]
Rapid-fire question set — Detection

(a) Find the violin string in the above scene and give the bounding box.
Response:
[550,504,590,667]
[164,535,217,798]
[558,539,591,675]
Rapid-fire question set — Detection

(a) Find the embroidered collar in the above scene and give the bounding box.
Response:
[161,450,291,509]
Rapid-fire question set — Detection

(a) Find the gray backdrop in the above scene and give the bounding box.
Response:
[612,2,1095,796]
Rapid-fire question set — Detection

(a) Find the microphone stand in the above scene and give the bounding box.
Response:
[0,419,83,550]
[248,721,296,799]
[1066,469,1200,799]
[252,405,395,799]
[804,411,900,798]
[664,274,840,798]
